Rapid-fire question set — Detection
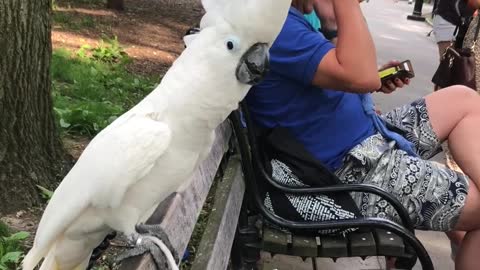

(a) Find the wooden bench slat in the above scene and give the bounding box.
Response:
[348,231,376,257]
[263,228,288,254]
[118,122,232,270]
[291,235,318,258]
[190,157,246,270]
[374,229,405,257]
[319,235,348,258]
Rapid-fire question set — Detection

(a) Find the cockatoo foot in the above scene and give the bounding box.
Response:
[117,224,179,270]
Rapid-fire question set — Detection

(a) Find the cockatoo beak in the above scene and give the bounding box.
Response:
[236,43,270,85]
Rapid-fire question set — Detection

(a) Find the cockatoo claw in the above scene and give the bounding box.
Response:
[117,224,179,270]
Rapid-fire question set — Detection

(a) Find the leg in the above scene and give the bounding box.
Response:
[426,86,480,192]
[425,86,480,270]
[437,41,451,59]
[446,231,466,260]
[432,14,456,60]
[117,224,179,270]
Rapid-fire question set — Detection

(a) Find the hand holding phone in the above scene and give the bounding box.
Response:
[378,60,415,84]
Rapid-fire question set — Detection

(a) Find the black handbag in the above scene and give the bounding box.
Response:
[432,17,480,90]
[260,127,361,218]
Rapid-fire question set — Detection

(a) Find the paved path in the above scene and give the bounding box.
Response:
[261,0,455,269]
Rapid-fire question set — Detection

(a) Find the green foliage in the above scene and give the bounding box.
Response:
[0,227,29,270]
[53,11,71,25]
[51,45,158,137]
[0,223,9,239]
[90,37,128,64]
[81,16,96,28]
[75,0,106,4]
[92,266,108,270]
[36,185,54,202]
[53,11,97,31]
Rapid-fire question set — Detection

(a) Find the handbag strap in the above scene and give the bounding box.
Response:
[473,15,480,49]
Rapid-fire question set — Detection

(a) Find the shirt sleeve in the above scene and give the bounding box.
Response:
[269,17,335,85]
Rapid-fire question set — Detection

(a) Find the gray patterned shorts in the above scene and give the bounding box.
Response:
[267,99,469,232]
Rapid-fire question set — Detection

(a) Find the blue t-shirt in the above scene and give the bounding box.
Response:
[246,7,376,171]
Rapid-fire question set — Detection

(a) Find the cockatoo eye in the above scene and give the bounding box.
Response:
[225,37,240,52]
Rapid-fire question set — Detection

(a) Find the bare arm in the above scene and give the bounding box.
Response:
[312,0,380,93]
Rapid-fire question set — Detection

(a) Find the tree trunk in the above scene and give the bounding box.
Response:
[106,0,124,10]
[0,0,67,214]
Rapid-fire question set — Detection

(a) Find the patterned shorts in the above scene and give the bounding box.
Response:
[266,99,469,232]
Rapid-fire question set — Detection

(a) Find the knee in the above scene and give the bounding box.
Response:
[444,85,479,108]
[446,85,477,97]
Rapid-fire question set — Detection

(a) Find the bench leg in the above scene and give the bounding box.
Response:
[230,204,261,270]
[311,257,318,270]
[395,243,417,270]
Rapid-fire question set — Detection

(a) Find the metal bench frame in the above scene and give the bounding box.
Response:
[228,102,434,270]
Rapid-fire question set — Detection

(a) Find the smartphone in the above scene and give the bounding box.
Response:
[378,60,415,84]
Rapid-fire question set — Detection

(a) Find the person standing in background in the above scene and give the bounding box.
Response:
[433,0,473,58]
[462,9,480,89]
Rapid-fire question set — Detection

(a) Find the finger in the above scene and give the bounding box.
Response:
[404,78,410,85]
[380,85,392,93]
[388,60,400,66]
[393,78,404,88]
[387,80,396,91]
[379,60,400,70]
[303,0,314,13]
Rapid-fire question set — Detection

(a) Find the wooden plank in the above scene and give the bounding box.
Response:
[262,228,288,254]
[290,235,318,258]
[374,229,405,257]
[319,235,348,258]
[348,231,376,257]
[190,157,246,270]
[118,122,232,270]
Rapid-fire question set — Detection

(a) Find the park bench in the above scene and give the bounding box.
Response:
[227,102,434,270]
[87,100,434,270]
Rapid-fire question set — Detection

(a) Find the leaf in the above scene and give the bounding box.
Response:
[1,251,22,264]
[108,116,118,123]
[6,232,29,242]
[80,44,92,50]
[59,118,71,128]
[36,185,54,200]
[53,107,68,116]
[90,67,98,76]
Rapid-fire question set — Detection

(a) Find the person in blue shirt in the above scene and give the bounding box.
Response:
[246,1,480,269]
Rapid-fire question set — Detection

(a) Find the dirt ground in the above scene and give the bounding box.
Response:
[52,0,204,76]
[1,1,204,268]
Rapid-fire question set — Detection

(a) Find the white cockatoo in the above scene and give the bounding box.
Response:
[23,0,291,269]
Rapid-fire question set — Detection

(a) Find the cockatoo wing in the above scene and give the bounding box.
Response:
[33,115,171,251]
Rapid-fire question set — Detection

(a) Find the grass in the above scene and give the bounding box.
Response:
[51,37,159,137]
